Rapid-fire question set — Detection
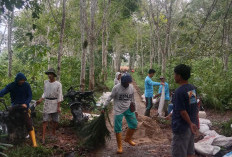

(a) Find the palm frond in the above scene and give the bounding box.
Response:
[80,112,111,149]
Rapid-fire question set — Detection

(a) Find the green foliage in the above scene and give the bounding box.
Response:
[135,55,232,111]
[79,112,111,149]
[220,119,232,137]
[0,142,13,157]
[7,146,52,157]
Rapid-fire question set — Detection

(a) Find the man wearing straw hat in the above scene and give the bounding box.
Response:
[36,68,63,144]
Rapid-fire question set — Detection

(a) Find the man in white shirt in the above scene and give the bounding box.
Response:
[36,68,63,144]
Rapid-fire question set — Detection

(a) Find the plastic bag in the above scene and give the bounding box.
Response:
[152,98,158,105]
[141,94,146,102]
[158,86,165,117]
[199,118,212,126]
[213,136,232,147]
[198,135,217,145]
[199,124,210,134]
[204,130,219,137]
[199,111,207,118]
[223,151,232,157]
[97,92,112,104]
[195,143,220,155]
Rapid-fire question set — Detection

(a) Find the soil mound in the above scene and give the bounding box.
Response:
[121,115,169,145]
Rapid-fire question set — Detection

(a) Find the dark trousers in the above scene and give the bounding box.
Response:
[9,107,33,132]
[144,97,153,117]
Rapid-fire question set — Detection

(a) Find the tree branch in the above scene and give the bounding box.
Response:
[47,0,61,25]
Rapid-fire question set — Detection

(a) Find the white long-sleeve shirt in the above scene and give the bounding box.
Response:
[42,80,63,113]
[104,84,136,115]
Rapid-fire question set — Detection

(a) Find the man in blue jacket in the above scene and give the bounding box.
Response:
[0,73,37,147]
[144,69,164,117]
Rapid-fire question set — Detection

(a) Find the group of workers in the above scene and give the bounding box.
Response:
[0,68,63,147]
[105,64,198,157]
[0,64,198,157]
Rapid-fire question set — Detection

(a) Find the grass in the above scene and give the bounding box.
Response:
[7,145,53,157]
[220,119,232,137]
[105,78,114,90]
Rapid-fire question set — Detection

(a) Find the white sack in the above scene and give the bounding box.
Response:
[195,143,220,156]
[204,130,219,137]
[141,94,146,102]
[97,92,112,104]
[199,124,210,134]
[199,111,207,118]
[158,86,165,117]
[213,136,232,147]
[198,135,218,145]
[199,118,212,127]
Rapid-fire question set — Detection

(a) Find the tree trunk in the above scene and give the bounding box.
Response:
[57,0,66,81]
[115,51,121,72]
[149,0,174,76]
[101,0,110,82]
[88,0,98,90]
[114,42,121,72]
[141,33,144,75]
[105,26,109,79]
[223,53,229,71]
[130,52,135,70]
[46,26,51,69]
[157,40,161,65]
[223,24,230,71]
[136,25,139,67]
[162,0,174,75]
[149,26,155,68]
[8,10,14,78]
[80,0,88,91]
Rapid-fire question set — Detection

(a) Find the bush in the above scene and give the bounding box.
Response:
[135,56,232,110]
[221,119,232,137]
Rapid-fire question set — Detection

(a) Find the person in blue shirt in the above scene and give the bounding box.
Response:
[0,73,37,147]
[144,69,163,117]
[171,64,198,157]
[154,76,170,116]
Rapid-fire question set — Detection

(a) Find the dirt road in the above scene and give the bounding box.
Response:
[93,83,172,157]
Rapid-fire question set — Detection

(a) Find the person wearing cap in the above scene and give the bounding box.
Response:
[36,68,63,144]
[0,73,37,147]
[103,73,138,154]
[114,72,122,86]
[144,69,164,117]
[154,76,170,116]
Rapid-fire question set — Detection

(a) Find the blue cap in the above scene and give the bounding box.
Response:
[121,73,132,83]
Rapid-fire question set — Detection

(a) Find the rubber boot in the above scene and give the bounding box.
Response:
[125,128,136,146]
[116,133,123,154]
[29,128,38,147]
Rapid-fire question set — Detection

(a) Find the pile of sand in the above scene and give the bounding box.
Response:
[122,115,170,145]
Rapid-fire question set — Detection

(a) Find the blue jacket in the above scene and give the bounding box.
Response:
[144,76,160,98]
[158,82,170,101]
[0,73,32,108]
